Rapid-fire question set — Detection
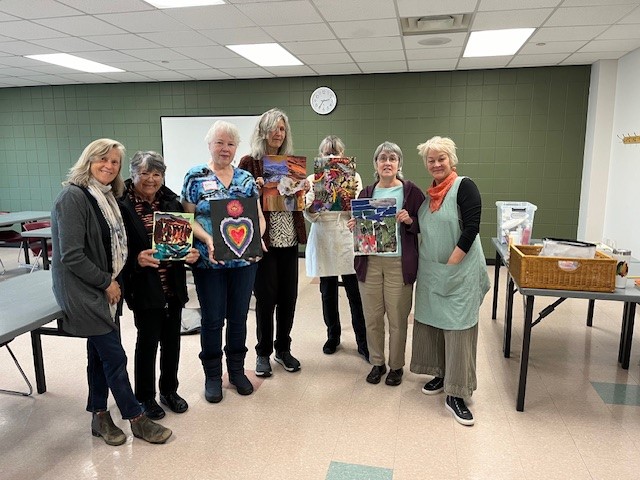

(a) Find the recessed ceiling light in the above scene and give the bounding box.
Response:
[141,0,225,8]
[417,37,452,46]
[226,43,302,67]
[463,28,535,57]
[25,53,124,73]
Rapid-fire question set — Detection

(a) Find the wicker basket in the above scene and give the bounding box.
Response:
[508,244,616,292]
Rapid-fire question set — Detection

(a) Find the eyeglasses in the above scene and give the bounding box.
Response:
[377,154,399,163]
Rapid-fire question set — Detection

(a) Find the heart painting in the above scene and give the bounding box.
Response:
[220,217,254,258]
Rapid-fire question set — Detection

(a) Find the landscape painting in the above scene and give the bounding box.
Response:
[351,198,398,255]
[262,155,307,211]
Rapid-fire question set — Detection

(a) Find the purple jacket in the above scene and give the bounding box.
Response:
[354,179,425,285]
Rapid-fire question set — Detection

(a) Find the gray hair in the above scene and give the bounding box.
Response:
[205,120,241,146]
[417,136,459,167]
[318,135,345,156]
[130,151,166,179]
[249,108,293,158]
[65,138,126,197]
[372,141,404,181]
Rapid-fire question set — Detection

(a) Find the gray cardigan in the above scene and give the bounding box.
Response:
[51,185,116,337]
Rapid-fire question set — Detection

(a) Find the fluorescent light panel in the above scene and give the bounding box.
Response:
[142,0,225,8]
[25,53,124,73]
[464,28,535,57]
[227,43,302,67]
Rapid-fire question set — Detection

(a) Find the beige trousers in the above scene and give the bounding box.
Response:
[358,256,413,370]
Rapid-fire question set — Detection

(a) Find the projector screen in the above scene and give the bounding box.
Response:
[160,115,261,195]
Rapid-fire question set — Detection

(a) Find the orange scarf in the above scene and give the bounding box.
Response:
[427,171,458,212]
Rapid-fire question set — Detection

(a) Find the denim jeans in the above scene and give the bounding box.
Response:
[86,329,143,420]
[193,263,258,362]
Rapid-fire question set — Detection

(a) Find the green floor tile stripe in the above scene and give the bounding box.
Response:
[591,382,640,406]
[326,461,393,480]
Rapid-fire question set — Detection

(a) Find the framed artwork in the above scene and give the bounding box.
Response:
[210,197,262,261]
[152,212,194,260]
[351,198,398,255]
[311,156,358,212]
[261,155,307,211]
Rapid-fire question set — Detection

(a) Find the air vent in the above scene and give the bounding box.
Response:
[401,13,472,36]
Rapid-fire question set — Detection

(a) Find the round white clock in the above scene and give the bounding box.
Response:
[310,86,337,115]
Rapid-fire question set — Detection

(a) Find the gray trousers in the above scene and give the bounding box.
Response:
[410,321,478,399]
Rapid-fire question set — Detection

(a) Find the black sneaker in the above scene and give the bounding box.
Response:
[421,377,445,395]
[366,365,386,384]
[322,338,340,355]
[274,351,301,372]
[445,395,474,426]
[255,355,272,377]
[385,368,403,386]
[141,398,165,420]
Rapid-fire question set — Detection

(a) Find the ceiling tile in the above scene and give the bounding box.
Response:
[313,0,396,21]
[98,71,155,82]
[308,62,361,74]
[0,56,51,67]
[263,65,317,76]
[618,6,640,23]
[35,16,127,36]
[509,53,569,66]
[403,32,467,49]
[458,56,510,69]
[139,31,214,48]
[95,11,185,33]
[397,0,478,17]
[80,50,143,62]
[218,66,274,78]
[562,51,626,63]
[358,60,407,73]
[1,20,69,40]
[561,0,640,6]
[330,19,401,39]
[237,1,323,25]
[0,41,57,56]
[298,52,353,64]
[545,5,637,26]
[406,46,463,60]
[136,70,194,81]
[119,48,190,62]
[597,24,640,40]
[520,40,587,54]
[199,57,256,68]
[200,27,273,45]
[478,0,561,11]
[29,36,109,53]
[172,45,238,60]
[0,77,46,86]
[0,0,82,19]
[180,69,233,80]
[580,38,640,52]
[471,9,553,30]
[57,0,154,14]
[531,25,607,41]
[150,59,211,70]
[0,66,45,76]
[83,34,158,49]
[264,23,335,42]
[59,72,114,83]
[351,50,405,62]
[281,40,346,55]
[108,61,164,72]
[408,58,458,71]
[0,12,20,21]
[162,5,254,30]
[342,36,403,52]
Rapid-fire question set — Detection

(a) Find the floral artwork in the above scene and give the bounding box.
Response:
[152,212,194,261]
[210,198,262,261]
[311,156,358,212]
[261,155,307,211]
[351,198,398,255]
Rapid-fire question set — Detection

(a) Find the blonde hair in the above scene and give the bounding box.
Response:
[249,108,293,158]
[65,138,125,197]
[417,136,458,168]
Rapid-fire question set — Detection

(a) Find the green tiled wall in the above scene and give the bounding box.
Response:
[0,66,590,257]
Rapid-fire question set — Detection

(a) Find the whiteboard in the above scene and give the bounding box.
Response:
[160,115,260,195]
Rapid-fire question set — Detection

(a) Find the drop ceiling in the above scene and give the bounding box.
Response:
[0,0,639,88]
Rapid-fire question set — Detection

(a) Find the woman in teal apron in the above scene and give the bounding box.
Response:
[410,136,490,426]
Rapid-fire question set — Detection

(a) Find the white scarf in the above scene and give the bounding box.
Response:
[86,178,128,317]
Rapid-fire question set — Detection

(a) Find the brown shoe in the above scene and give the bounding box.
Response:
[91,411,126,446]
[131,414,172,444]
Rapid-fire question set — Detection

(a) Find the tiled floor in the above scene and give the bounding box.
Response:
[1,246,640,480]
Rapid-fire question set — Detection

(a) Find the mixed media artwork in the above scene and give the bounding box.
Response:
[261,155,307,212]
[152,212,194,260]
[210,197,262,261]
[311,156,358,212]
[351,198,398,255]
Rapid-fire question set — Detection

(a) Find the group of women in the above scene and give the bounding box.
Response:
[50,107,490,449]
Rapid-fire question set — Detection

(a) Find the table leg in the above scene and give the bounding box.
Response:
[620,302,636,370]
[503,275,515,358]
[30,330,46,394]
[492,249,501,320]
[619,303,629,363]
[517,295,535,412]
[586,300,595,327]
[40,238,49,270]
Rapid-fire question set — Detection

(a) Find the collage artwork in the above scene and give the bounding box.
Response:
[310,156,358,212]
[261,155,307,212]
[152,212,194,261]
[351,198,398,255]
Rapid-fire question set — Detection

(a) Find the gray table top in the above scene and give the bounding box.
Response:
[0,271,62,345]
[0,211,50,228]
[20,227,52,238]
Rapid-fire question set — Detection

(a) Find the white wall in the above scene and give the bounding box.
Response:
[602,47,640,255]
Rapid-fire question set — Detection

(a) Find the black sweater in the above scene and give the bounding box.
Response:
[455,177,482,253]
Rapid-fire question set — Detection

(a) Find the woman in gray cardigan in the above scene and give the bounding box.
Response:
[51,138,171,446]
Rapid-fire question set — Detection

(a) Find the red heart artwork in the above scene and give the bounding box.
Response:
[228,225,247,246]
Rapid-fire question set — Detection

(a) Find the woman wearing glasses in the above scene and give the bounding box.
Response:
[349,142,424,387]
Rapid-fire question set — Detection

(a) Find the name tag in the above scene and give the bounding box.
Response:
[203,180,218,191]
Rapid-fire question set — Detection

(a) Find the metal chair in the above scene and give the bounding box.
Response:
[22,220,52,273]
[0,339,33,396]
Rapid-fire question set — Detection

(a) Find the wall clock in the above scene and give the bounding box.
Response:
[310,86,337,115]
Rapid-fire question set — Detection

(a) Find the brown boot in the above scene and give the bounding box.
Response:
[130,414,172,444]
[91,411,126,446]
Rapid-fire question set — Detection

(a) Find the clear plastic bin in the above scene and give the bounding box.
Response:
[496,201,537,244]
